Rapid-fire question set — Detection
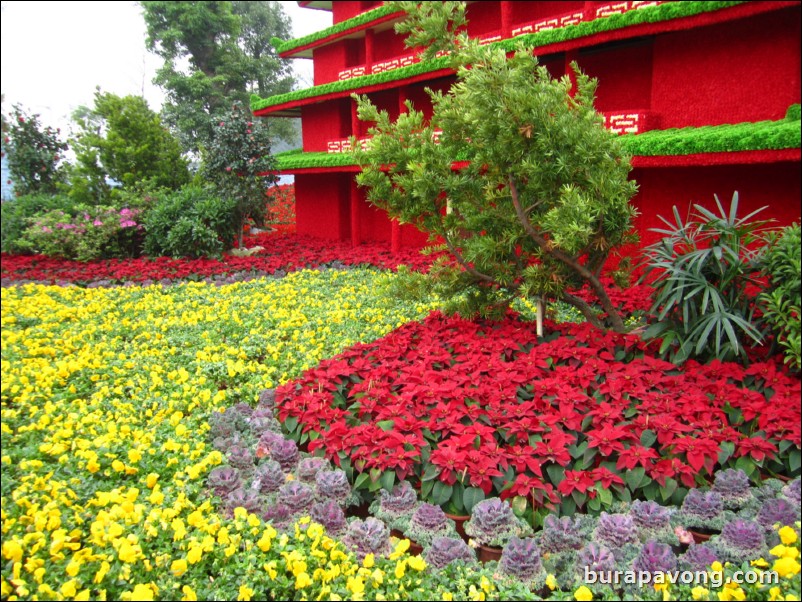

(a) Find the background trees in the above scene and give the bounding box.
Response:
[70,90,189,205]
[140,0,296,155]
[3,104,69,196]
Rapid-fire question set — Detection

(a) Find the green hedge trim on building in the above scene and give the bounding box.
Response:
[253,1,746,112]
[272,5,401,55]
[274,112,801,171]
[494,1,743,52]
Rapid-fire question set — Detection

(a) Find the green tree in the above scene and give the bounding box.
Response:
[3,104,68,196]
[70,90,190,205]
[202,102,278,248]
[353,1,638,331]
[141,0,296,154]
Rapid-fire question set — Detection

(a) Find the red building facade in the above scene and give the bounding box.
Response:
[254,1,801,250]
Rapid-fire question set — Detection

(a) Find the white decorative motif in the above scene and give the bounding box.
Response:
[604,113,644,135]
[338,66,366,81]
[326,138,371,153]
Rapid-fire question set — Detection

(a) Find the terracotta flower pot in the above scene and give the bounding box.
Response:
[688,529,714,544]
[477,544,503,563]
[445,512,470,542]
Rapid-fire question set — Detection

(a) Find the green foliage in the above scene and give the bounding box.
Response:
[3,105,69,196]
[142,186,237,258]
[70,91,189,205]
[14,206,144,261]
[620,111,801,156]
[640,192,770,364]
[141,0,296,154]
[0,193,75,253]
[202,102,278,247]
[759,224,801,371]
[353,2,637,330]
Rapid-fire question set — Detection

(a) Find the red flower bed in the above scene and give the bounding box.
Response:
[276,311,801,515]
[0,233,437,284]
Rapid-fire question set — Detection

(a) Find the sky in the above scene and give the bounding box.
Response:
[0,1,331,136]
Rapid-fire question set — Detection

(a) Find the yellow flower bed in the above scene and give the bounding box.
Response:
[0,271,446,601]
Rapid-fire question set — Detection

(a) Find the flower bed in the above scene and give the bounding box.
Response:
[0,233,437,286]
[265,184,296,225]
[276,311,801,516]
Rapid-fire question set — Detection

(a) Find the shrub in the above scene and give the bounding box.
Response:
[14,205,144,261]
[142,186,237,258]
[759,223,801,371]
[640,192,770,364]
[1,192,75,253]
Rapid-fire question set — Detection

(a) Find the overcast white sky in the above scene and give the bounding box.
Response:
[0,1,331,135]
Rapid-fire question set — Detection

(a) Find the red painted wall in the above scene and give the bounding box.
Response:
[372,26,408,62]
[313,42,348,86]
[577,39,653,114]
[631,162,802,249]
[651,7,801,128]
[508,1,585,28]
[331,1,363,24]
[465,2,502,37]
[296,174,351,241]
[301,100,352,152]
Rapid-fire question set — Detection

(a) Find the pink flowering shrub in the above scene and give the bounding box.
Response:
[16,205,144,261]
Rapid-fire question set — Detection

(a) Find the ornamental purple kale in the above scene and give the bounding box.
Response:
[711,519,768,565]
[781,478,801,506]
[632,541,678,576]
[252,460,286,495]
[207,466,241,496]
[370,480,419,531]
[279,481,315,516]
[500,537,545,588]
[269,438,299,473]
[406,503,458,548]
[315,469,351,504]
[257,388,277,410]
[425,537,477,569]
[226,445,255,474]
[757,498,799,532]
[298,457,328,484]
[680,544,718,572]
[539,515,585,553]
[262,502,293,531]
[678,489,728,530]
[464,498,533,548]
[310,500,347,537]
[629,500,676,545]
[342,518,391,561]
[593,513,640,563]
[576,543,617,586]
[225,488,263,515]
[712,469,753,510]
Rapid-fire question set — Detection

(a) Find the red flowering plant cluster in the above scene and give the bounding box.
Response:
[0,233,437,285]
[275,311,801,519]
[265,184,296,225]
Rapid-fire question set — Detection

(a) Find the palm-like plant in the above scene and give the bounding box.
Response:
[640,192,771,363]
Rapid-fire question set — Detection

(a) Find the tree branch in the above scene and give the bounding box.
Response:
[508,175,627,332]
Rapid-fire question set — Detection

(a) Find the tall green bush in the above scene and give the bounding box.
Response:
[353,1,638,329]
[70,91,190,205]
[142,186,237,258]
[640,192,769,364]
[759,223,801,371]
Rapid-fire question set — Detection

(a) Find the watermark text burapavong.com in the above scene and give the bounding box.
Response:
[584,567,779,589]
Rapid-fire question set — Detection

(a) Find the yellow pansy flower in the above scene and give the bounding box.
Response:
[181,585,199,601]
[171,558,188,577]
[778,526,798,546]
[773,557,801,578]
[575,585,593,601]
[362,553,375,569]
[691,586,709,600]
[237,585,254,601]
[295,572,312,590]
